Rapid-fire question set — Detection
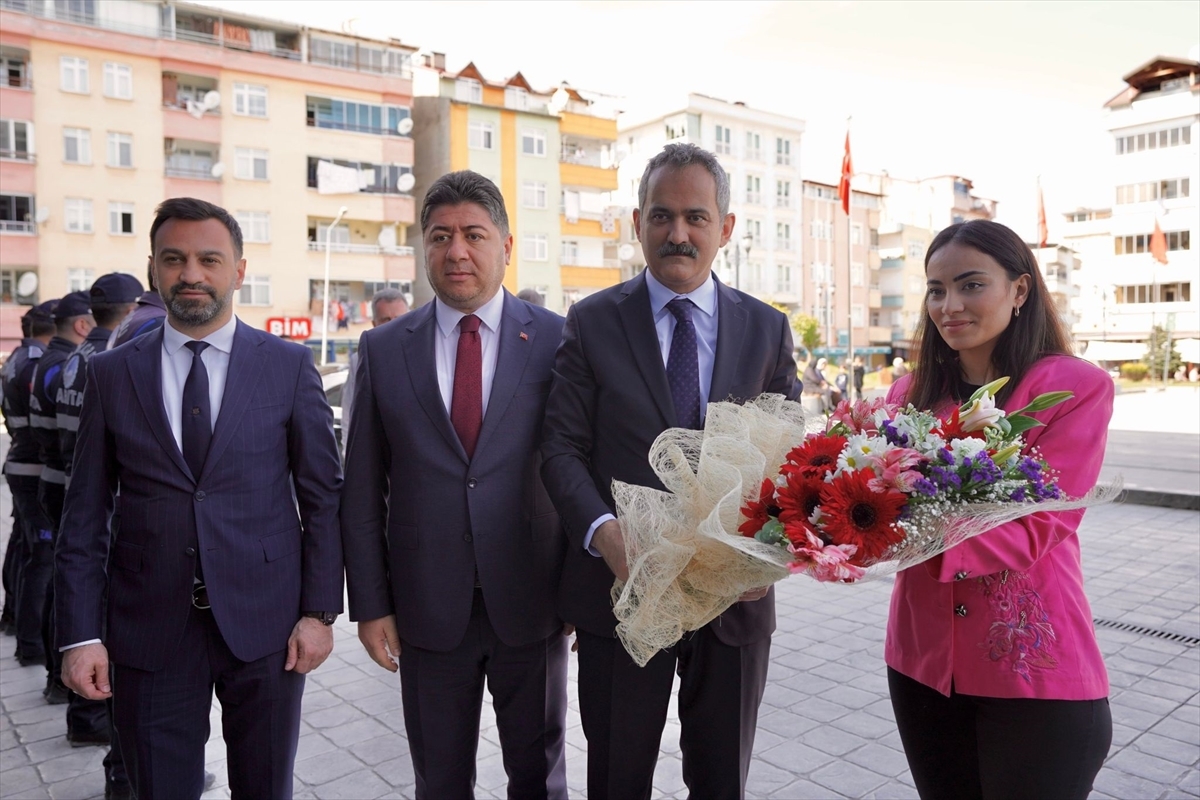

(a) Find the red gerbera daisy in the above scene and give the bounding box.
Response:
[776,472,826,529]
[937,407,984,442]
[818,469,907,566]
[738,478,778,536]
[782,434,847,478]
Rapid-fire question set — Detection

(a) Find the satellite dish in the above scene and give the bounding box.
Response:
[396,117,414,135]
[549,86,570,115]
[34,207,50,224]
[16,272,38,297]
[202,90,221,110]
[186,100,205,119]
[618,243,636,261]
[397,173,415,192]
[210,162,225,179]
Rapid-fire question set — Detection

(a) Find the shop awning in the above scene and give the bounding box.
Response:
[1081,341,1147,362]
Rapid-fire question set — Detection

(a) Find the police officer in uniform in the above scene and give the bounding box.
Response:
[108,262,166,350]
[2,301,57,665]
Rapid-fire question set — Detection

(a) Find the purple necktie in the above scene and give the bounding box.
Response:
[451,314,483,458]
[666,299,701,430]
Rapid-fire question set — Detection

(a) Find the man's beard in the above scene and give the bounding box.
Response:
[165,282,233,327]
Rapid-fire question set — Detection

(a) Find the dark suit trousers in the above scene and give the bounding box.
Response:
[399,590,569,800]
[576,624,771,800]
[111,606,304,800]
[7,474,47,657]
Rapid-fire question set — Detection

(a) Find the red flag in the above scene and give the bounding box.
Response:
[1036,185,1048,247]
[1150,219,1168,265]
[837,131,852,215]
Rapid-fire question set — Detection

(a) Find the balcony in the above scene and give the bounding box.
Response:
[775,196,793,209]
[307,241,414,257]
[0,149,33,163]
[774,238,792,251]
[0,219,34,234]
[561,264,621,289]
[745,192,762,205]
[745,148,763,162]
[560,161,617,192]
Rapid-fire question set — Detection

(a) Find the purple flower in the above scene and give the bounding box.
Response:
[1017,457,1043,481]
[881,420,910,447]
[913,478,939,497]
[1009,487,1027,502]
[968,452,1003,485]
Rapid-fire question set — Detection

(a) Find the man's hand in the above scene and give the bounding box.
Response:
[62,643,112,700]
[592,520,629,582]
[737,586,770,602]
[285,617,334,674]
[358,615,401,672]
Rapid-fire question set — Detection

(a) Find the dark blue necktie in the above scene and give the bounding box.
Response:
[666,298,701,430]
[182,341,211,480]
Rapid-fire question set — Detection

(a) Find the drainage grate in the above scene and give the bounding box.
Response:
[1093,618,1200,647]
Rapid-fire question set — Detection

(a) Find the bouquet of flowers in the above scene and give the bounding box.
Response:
[609,382,1115,667]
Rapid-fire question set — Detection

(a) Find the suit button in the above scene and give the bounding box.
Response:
[467,478,477,489]
[463,534,473,543]
[194,491,206,501]
[954,571,969,581]
[185,547,196,557]
[954,604,968,617]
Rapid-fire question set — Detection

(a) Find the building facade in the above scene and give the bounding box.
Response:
[0,0,417,349]
[876,223,934,360]
[409,56,619,312]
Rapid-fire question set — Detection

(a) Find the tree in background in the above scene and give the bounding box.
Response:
[1145,325,1182,381]
[791,313,822,363]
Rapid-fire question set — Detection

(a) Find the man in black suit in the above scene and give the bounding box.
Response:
[342,171,569,799]
[55,198,344,800]
[541,143,800,800]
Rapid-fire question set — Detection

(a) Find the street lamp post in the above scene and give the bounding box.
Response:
[320,205,349,366]
[726,233,753,290]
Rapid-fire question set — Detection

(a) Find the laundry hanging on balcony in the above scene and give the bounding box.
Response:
[317,160,361,195]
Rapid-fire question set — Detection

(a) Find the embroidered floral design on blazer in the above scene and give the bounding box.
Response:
[977,569,1058,681]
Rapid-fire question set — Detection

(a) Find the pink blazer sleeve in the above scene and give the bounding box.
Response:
[888,358,1115,582]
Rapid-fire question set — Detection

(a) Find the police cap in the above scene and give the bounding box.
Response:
[53,291,93,321]
[23,299,59,324]
[89,272,143,306]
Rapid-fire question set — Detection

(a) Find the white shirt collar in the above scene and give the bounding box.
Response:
[162,313,238,355]
[644,269,717,319]
[434,289,507,338]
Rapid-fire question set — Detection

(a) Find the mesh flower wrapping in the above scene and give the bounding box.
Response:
[610,388,1118,667]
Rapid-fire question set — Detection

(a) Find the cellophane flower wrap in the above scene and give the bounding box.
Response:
[610,380,1117,667]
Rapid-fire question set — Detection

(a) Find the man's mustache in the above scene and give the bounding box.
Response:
[168,282,217,301]
[657,242,699,259]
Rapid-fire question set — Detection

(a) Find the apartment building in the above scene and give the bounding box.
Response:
[876,223,934,360]
[1064,56,1199,362]
[0,0,417,347]
[853,171,998,232]
[615,94,806,307]
[410,55,620,312]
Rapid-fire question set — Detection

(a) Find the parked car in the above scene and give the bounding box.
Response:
[320,364,349,453]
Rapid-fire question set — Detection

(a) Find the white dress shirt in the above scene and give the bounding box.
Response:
[433,290,505,416]
[584,272,721,554]
[161,315,237,448]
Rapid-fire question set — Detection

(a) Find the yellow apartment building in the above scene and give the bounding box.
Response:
[0,0,417,350]
[410,55,620,312]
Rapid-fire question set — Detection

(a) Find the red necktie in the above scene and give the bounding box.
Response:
[451,314,483,458]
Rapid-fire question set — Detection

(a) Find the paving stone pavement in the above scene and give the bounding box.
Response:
[1,500,1197,799]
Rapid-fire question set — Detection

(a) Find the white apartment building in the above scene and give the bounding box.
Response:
[853,172,997,232]
[616,94,806,307]
[1065,57,1199,364]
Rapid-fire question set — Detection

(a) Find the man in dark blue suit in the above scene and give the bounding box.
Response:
[55,198,344,800]
[541,143,801,799]
[341,171,569,799]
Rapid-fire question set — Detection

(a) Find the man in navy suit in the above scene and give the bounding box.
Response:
[541,143,801,799]
[341,171,569,799]
[55,197,344,800]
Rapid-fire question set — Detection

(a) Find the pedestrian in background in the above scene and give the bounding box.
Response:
[340,288,409,443]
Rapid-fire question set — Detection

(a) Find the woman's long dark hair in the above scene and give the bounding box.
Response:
[907,220,1072,410]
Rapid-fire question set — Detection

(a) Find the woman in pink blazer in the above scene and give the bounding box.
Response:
[885,220,1113,799]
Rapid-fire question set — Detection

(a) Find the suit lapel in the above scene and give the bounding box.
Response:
[401,305,466,459]
[710,278,748,402]
[474,293,533,458]
[201,321,267,482]
[617,272,676,427]
[127,328,193,480]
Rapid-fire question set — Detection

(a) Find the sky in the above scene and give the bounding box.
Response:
[200,0,1199,242]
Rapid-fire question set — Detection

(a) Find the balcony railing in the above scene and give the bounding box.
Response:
[776,154,792,166]
[174,27,301,60]
[306,118,408,137]
[774,238,792,251]
[745,148,763,161]
[2,74,30,90]
[306,241,414,257]
[165,164,218,180]
[775,196,792,209]
[0,149,34,162]
[0,219,35,234]
[745,192,762,205]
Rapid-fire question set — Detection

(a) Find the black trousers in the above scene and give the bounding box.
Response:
[1,476,22,625]
[576,625,771,800]
[399,590,569,800]
[8,474,49,658]
[888,667,1112,800]
[112,606,304,800]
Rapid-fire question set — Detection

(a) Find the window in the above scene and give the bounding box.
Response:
[107,202,133,235]
[776,181,791,208]
[907,241,925,260]
[776,222,792,250]
[236,211,271,243]
[909,276,926,295]
[522,233,548,261]
[745,131,762,160]
[851,223,864,246]
[811,263,831,284]
[305,157,413,194]
[315,222,349,245]
[809,219,832,241]
[65,198,93,233]
[234,148,269,180]
[746,219,762,247]
[521,129,546,157]
[561,240,579,265]
[233,83,268,118]
[851,304,865,327]
[851,263,864,286]
[3,55,29,89]
[805,184,838,201]
[60,56,89,94]
[238,275,271,306]
[1115,178,1190,204]
[0,194,34,232]
[103,62,132,99]
[1116,125,1191,154]
[776,137,791,166]
[1114,230,1191,254]
[107,132,133,168]
[67,268,95,292]
[778,264,793,290]
[745,175,761,204]
[0,120,32,160]
[62,127,91,164]
[1115,282,1192,304]
[505,86,529,110]
[306,96,411,136]
[455,78,482,103]
[714,125,731,155]
[522,181,547,209]
[468,121,495,150]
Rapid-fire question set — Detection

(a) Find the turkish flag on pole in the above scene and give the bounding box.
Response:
[838,131,853,215]
[1037,184,1049,247]
[1150,218,1169,265]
